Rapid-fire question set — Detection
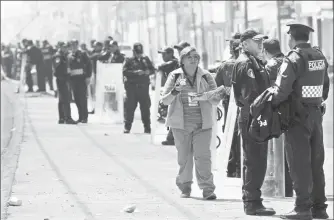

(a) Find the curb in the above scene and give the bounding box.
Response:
[0,82,26,220]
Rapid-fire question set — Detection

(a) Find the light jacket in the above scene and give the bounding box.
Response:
[160,67,217,130]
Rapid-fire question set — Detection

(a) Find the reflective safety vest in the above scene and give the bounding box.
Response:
[288,47,326,106]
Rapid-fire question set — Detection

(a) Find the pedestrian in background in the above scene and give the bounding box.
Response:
[161,46,217,200]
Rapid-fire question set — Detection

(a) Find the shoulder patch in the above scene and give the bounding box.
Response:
[247,69,255,78]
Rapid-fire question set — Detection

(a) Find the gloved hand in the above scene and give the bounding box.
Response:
[320,102,326,116]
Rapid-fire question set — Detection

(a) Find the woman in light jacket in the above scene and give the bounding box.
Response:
[160,46,219,200]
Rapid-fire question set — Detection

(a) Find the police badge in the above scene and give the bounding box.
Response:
[247,69,255,78]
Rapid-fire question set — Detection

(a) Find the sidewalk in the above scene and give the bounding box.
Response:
[4,96,334,220]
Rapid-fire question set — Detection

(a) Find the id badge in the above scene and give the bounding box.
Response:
[188,92,198,107]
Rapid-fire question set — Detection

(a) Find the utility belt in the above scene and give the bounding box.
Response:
[69,68,84,76]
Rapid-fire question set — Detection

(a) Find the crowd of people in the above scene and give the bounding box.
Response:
[1,20,330,219]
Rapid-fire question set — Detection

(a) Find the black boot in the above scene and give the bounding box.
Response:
[65,118,77,124]
[244,202,276,216]
[280,209,312,220]
[161,140,175,145]
[144,126,151,134]
[58,119,65,124]
[311,207,329,219]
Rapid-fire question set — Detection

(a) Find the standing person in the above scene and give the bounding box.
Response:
[161,46,218,200]
[157,46,179,146]
[1,45,14,79]
[41,40,55,91]
[27,40,45,92]
[108,41,125,64]
[215,36,241,178]
[68,39,92,123]
[262,38,293,198]
[122,43,155,133]
[53,42,76,124]
[271,22,330,220]
[231,29,276,216]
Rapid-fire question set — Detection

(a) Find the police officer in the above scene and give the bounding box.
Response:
[157,46,179,145]
[123,43,155,133]
[53,42,76,124]
[262,38,293,198]
[68,39,92,123]
[231,29,275,216]
[41,40,55,91]
[215,35,241,178]
[108,41,125,64]
[271,22,330,220]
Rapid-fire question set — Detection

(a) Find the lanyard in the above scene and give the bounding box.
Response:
[183,67,198,88]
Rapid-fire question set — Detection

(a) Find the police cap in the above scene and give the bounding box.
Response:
[286,21,314,34]
[109,40,118,46]
[158,46,174,54]
[174,41,190,50]
[57,41,65,47]
[107,36,113,41]
[70,39,79,45]
[240,29,268,42]
[226,32,241,41]
[94,41,103,47]
[133,43,143,53]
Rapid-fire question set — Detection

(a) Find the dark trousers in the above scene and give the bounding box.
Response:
[56,78,72,120]
[2,64,12,78]
[36,63,46,91]
[44,59,53,90]
[239,114,268,203]
[227,122,241,175]
[285,154,293,196]
[124,83,151,130]
[285,106,326,210]
[25,65,33,91]
[71,78,88,121]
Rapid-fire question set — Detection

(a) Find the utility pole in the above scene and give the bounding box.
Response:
[200,1,208,69]
[244,0,248,29]
[173,1,181,43]
[144,1,153,59]
[191,1,198,48]
[276,1,282,43]
[162,1,168,45]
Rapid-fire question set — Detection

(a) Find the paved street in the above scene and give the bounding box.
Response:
[1,94,333,220]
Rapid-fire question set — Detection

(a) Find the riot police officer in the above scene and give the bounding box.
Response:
[53,42,76,124]
[68,39,92,123]
[215,35,241,178]
[157,46,179,145]
[272,22,330,220]
[123,43,155,133]
[41,40,55,91]
[231,29,275,216]
[108,41,125,64]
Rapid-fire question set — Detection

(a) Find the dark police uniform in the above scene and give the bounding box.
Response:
[215,39,241,178]
[272,22,330,220]
[68,48,92,123]
[27,42,45,92]
[41,41,55,90]
[53,43,76,124]
[231,30,275,216]
[123,43,155,133]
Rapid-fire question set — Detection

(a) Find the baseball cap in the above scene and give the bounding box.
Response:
[240,29,268,42]
[263,38,281,53]
[286,21,314,34]
[158,46,174,54]
[174,41,190,50]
